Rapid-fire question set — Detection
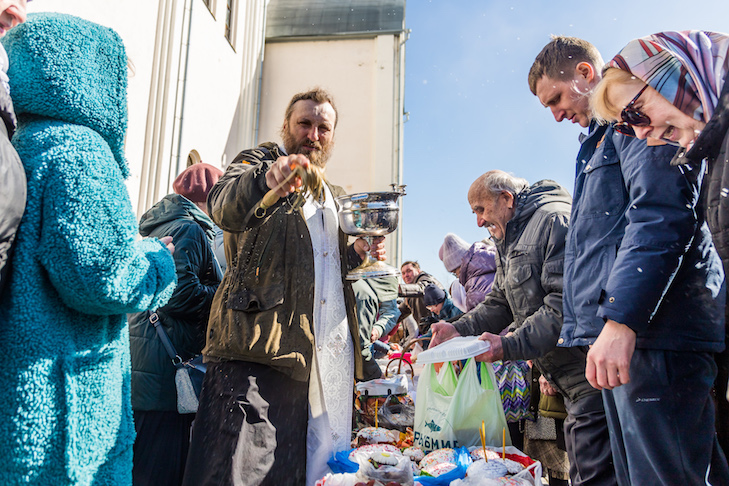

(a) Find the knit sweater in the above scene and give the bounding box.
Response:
[0,13,176,485]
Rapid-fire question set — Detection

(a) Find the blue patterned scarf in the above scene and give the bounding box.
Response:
[607,30,729,122]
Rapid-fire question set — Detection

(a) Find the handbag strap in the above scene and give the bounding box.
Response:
[148,312,183,367]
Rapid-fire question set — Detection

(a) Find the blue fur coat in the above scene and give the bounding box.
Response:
[0,13,176,485]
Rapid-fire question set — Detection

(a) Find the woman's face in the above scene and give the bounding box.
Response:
[609,82,706,148]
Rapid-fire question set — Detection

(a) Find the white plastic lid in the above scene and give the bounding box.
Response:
[415,336,491,364]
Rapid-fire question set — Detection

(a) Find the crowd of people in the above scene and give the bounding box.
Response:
[1,2,729,486]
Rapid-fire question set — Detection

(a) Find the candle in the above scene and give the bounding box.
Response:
[502,427,506,459]
[374,400,378,428]
[480,420,487,462]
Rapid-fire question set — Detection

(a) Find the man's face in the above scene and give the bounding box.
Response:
[401,264,419,284]
[282,99,336,168]
[468,189,515,241]
[0,0,26,37]
[535,68,594,127]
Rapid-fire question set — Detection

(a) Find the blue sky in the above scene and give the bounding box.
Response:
[401,0,729,287]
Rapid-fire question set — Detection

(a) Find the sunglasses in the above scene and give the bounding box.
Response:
[613,84,651,136]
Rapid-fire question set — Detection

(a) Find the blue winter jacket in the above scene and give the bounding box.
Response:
[0,13,176,485]
[437,298,463,322]
[560,122,725,352]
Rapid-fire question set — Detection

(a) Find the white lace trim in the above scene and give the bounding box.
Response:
[304,185,354,484]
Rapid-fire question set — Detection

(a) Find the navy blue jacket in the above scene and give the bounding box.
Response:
[560,123,725,353]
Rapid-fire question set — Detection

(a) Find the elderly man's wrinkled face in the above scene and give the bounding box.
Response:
[282,99,336,168]
[0,0,27,37]
[468,189,516,241]
[401,263,419,284]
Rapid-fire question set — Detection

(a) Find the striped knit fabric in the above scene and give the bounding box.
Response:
[492,360,533,422]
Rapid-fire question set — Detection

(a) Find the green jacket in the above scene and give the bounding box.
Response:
[205,143,364,382]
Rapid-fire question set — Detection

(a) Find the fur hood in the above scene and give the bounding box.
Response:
[2,12,129,175]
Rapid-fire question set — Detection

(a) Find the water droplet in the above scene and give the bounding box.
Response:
[605,212,610,216]
[721,188,729,198]
[637,267,643,273]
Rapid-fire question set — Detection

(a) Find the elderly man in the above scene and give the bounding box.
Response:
[431,170,614,486]
[529,35,727,485]
[398,260,445,335]
[183,88,385,486]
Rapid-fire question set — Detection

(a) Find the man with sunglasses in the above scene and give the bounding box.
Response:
[529,36,726,484]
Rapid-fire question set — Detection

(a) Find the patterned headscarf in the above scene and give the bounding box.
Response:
[607,30,729,122]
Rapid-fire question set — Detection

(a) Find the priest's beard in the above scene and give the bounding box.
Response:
[282,128,333,168]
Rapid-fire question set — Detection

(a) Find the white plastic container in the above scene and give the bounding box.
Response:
[414,336,491,364]
[355,374,409,396]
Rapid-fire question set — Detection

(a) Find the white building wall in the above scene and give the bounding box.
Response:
[25,0,267,216]
[260,36,399,194]
[22,2,405,264]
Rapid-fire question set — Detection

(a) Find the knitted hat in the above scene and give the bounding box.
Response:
[173,163,223,203]
[439,233,470,272]
[423,284,446,307]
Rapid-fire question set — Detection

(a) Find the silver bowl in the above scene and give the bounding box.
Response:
[335,186,406,280]
[336,191,403,237]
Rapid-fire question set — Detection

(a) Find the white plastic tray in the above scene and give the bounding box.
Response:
[415,336,491,364]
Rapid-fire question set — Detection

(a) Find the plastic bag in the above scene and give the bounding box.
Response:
[355,454,414,485]
[355,375,409,396]
[315,472,361,486]
[413,359,510,453]
[412,446,470,486]
[466,445,543,486]
[355,376,415,432]
[379,394,415,431]
[328,449,360,474]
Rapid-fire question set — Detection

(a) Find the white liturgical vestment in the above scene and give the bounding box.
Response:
[303,184,355,485]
